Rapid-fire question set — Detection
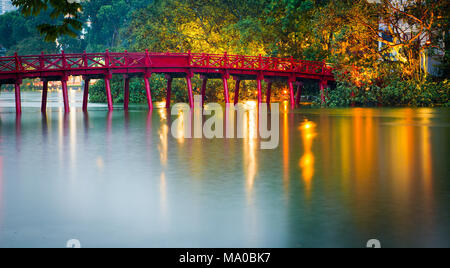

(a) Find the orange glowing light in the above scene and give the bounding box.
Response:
[299,120,317,198]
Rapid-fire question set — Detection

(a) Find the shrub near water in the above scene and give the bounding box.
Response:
[326,79,450,107]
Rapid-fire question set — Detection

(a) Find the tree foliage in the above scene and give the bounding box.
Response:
[2,0,449,106]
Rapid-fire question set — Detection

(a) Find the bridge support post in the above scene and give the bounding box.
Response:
[105,77,113,111]
[201,76,207,107]
[295,81,303,106]
[15,80,22,114]
[144,73,153,110]
[123,76,130,111]
[61,77,70,113]
[257,79,263,104]
[186,75,194,109]
[165,75,172,109]
[222,75,230,104]
[288,80,295,109]
[41,79,48,113]
[266,80,272,104]
[82,78,90,112]
[234,79,240,105]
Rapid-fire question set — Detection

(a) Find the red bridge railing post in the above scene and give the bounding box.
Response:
[188,50,192,67]
[83,51,88,68]
[145,49,150,66]
[14,52,20,72]
[40,51,45,70]
[61,50,66,69]
[259,54,263,70]
[105,49,110,67]
[224,52,228,68]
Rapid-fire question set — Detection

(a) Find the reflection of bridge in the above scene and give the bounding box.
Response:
[0,50,335,113]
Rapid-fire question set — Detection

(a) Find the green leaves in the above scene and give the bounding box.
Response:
[12,0,83,42]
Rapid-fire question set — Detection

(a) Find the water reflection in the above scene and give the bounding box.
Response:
[299,120,317,198]
[0,94,448,247]
[244,105,258,198]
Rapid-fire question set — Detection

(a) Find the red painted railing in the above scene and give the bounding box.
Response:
[0,50,336,114]
[0,51,335,77]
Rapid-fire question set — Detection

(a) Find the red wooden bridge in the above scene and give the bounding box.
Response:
[0,50,335,113]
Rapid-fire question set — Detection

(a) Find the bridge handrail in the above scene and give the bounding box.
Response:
[0,51,335,76]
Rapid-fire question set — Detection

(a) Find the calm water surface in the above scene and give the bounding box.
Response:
[0,91,449,248]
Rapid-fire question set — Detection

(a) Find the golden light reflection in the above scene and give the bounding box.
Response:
[244,107,258,202]
[299,120,317,198]
[420,109,434,227]
[156,101,166,109]
[282,106,290,194]
[158,107,169,219]
[158,109,168,166]
[282,100,289,113]
[177,110,185,144]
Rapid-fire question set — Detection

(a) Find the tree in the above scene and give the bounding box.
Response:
[11,0,83,42]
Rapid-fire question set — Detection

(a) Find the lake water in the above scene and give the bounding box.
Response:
[0,91,449,248]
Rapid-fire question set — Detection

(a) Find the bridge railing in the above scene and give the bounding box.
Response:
[189,53,334,75]
[0,51,335,76]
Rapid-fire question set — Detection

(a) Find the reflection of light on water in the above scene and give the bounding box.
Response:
[282,109,289,194]
[299,120,317,197]
[420,109,434,226]
[96,156,104,171]
[243,110,257,197]
[158,105,167,121]
[177,110,185,144]
[69,109,77,180]
[69,90,77,104]
[58,107,63,163]
[158,105,169,219]
[159,125,168,166]
[243,107,259,242]
[248,106,257,140]
[283,101,289,113]
[156,101,166,109]
[160,172,167,218]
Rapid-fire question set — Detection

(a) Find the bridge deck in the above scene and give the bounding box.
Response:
[0,50,334,113]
